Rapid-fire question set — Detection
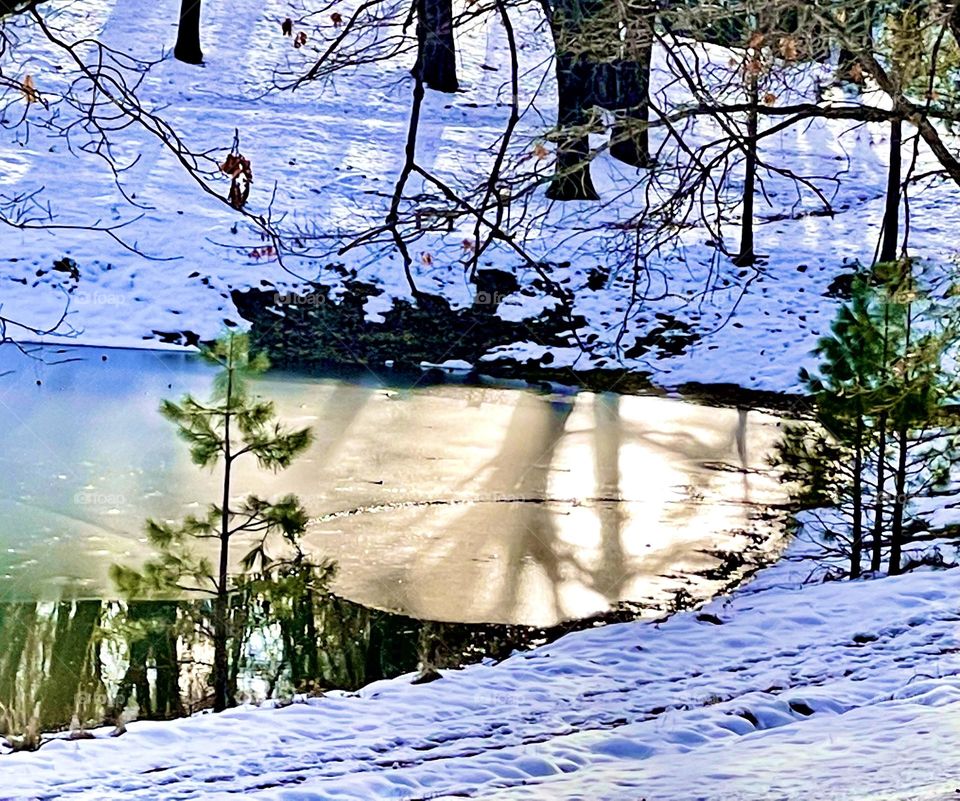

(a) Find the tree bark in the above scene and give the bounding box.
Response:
[214,357,234,713]
[735,53,759,265]
[851,413,864,578]
[879,118,901,263]
[870,410,888,572]
[213,571,229,710]
[888,424,908,575]
[174,0,203,65]
[546,0,599,200]
[413,0,459,92]
[610,1,654,168]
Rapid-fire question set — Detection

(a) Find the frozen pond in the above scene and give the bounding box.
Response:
[0,345,786,626]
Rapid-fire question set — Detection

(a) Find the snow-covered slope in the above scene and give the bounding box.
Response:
[4,548,960,800]
[4,0,959,391]
[5,4,960,797]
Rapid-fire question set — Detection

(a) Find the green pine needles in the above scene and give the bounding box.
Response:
[777,262,960,578]
[111,332,314,711]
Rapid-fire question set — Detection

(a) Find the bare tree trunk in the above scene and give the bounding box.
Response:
[547,0,598,201]
[870,298,891,572]
[888,425,908,575]
[879,118,902,263]
[735,54,759,266]
[610,1,653,168]
[174,0,203,65]
[851,413,864,578]
[212,596,228,711]
[870,410,888,572]
[413,0,459,92]
[887,275,913,577]
[547,57,599,200]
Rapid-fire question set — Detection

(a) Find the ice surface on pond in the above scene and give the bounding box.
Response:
[0,345,784,625]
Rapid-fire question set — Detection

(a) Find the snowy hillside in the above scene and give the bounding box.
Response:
[3,0,958,391]
[5,1,960,797]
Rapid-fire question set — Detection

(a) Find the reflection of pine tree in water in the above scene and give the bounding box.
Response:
[0,603,39,743]
[0,587,673,744]
[0,603,36,713]
[256,569,383,693]
[39,601,102,732]
[0,601,105,744]
[112,603,181,721]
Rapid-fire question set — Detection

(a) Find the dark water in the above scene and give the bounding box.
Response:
[0,594,548,740]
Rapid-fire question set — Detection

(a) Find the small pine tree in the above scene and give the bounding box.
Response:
[777,263,960,577]
[795,272,898,577]
[112,333,313,712]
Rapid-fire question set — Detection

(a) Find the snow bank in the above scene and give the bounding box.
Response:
[3,0,958,392]
[3,544,959,800]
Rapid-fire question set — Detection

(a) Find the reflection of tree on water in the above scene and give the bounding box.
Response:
[40,601,102,731]
[429,393,576,624]
[0,382,783,746]
[3,520,623,747]
[591,393,628,604]
[0,584,566,747]
[0,600,105,747]
[0,602,42,746]
[0,557,515,744]
[111,603,181,721]
[297,382,375,466]
[0,604,36,713]
[579,394,769,606]
[634,404,762,530]
[373,389,774,624]
[235,558,409,695]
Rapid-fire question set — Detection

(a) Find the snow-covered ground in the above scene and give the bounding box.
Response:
[4,0,959,391]
[5,2,960,797]
[3,538,960,800]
